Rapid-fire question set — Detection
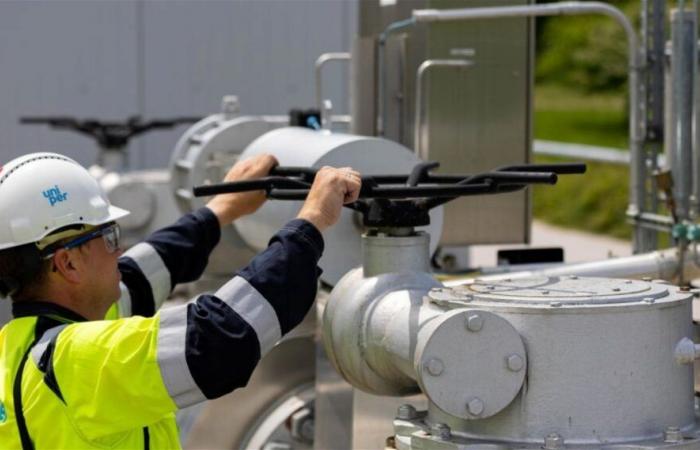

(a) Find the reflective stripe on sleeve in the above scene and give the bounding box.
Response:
[214,276,282,356]
[123,243,171,309]
[31,325,68,367]
[117,282,132,317]
[156,304,205,408]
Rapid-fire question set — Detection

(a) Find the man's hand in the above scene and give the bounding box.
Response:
[206,154,278,226]
[297,167,362,232]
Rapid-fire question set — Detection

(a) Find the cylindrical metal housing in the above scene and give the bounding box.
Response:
[235,127,444,285]
[428,277,695,445]
[362,231,431,277]
[168,111,286,275]
[324,270,697,446]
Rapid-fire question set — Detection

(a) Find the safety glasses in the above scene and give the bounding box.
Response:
[42,223,121,259]
[63,223,121,253]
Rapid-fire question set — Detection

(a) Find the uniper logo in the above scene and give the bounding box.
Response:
[43,185,68,206]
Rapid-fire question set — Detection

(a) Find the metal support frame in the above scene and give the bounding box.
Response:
[377,18,416,137]
[412,2,651,252]
[413,59,472,160]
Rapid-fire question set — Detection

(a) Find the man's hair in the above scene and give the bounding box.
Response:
[0,243,51,301]
[0,224,88,301]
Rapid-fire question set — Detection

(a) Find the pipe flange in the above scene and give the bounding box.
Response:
[415,309,526,420]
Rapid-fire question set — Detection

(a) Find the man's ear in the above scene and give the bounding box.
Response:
[52,249,83,284]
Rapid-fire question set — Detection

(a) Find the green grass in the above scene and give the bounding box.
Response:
[532,84,632,240]
[534,85,628,148]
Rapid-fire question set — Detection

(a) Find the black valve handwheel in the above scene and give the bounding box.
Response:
[193,161,586,228]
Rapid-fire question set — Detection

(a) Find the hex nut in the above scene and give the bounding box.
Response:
[396,404,417,420]
[664,426,683,443]
[467,397,485,416]
[506,354,525,372]
[430,423,451,440]
[543,433,564,449]
[290,407,314,444]
[425,358,444,376]
[466,314,483,332]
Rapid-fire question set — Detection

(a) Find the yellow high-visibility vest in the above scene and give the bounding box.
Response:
[0,307,181,449]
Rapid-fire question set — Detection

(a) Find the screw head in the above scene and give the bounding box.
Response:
[612,287,621,292]
[569,275,578,280]
[466,314,483,332]
[544,433,564,449]
[643,297,656,304]
[506,354,525,372]
[396,404,417,420]
[549,301,562,307]
[430,422,451,440]
[642,276,653,282]
[467,397,485,416]
[425,358,444,376]
[542,290,550,295]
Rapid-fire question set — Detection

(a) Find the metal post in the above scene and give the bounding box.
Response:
[412,2,647,252]
[640,0,666,251]
[669,8,696,221]
[414,59,472,160]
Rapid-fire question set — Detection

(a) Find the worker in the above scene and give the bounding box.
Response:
[0,151,361,449]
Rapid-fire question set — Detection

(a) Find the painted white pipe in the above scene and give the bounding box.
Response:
[444,247,700,286]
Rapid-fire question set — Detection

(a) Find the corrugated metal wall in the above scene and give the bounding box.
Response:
[0,0,356,324]
[0,0,356,169]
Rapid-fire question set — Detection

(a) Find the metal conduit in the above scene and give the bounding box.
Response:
[314,52,352,125]
[411,2,648,251]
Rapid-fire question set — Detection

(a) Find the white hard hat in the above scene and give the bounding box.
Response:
[0,152,130,251]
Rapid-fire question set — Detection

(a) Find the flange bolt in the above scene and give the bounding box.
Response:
[466,314,483,332]
[396,404,417,420]
[543,433,564,449]
[425,358,444,376]
[506,354,524,372]
[467,397,485,416]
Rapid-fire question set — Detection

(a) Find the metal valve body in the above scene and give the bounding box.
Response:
[323,242,700,448]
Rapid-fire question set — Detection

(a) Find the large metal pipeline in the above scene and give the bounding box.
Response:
[322,232,699,447]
